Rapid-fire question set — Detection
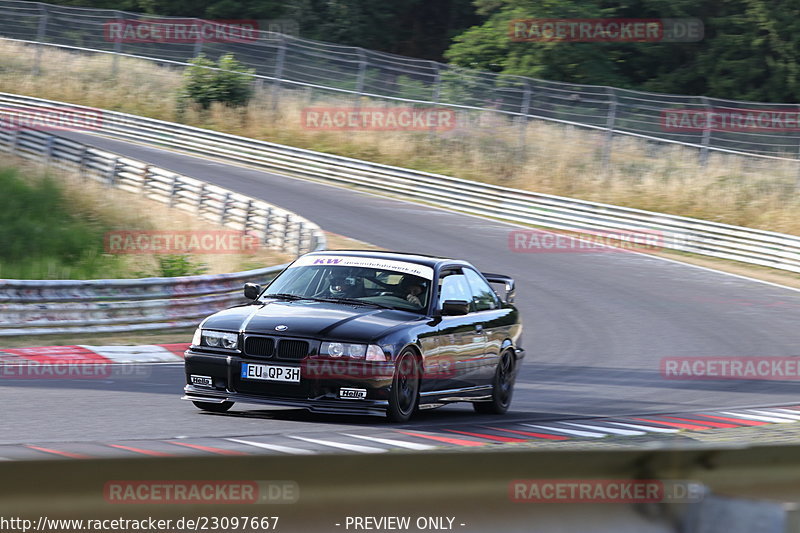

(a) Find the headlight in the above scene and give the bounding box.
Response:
[201,330,238,349]
[320,342,367,359]
[192,327,202,346]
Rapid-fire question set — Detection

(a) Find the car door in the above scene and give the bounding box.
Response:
[463,267,504,385]
[427,268,487,391]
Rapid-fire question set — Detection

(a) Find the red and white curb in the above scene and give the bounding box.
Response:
[0,343,188,365]
[1,405,799,461]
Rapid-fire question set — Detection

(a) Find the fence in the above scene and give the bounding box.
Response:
[2,94,798,280]
[1,1,800,163]
[0,123,326,336]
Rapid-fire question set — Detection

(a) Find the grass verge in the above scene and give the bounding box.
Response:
[0,155,293,279]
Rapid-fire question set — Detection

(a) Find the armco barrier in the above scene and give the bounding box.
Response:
[1,444,799,533]
[0,124,326,336]
[1,92,798,274]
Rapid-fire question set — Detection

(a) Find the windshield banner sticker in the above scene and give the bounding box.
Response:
[289,256,434,280]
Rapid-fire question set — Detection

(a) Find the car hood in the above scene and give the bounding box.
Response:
[201,299,423,341]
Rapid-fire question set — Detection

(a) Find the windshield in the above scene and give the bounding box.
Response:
[263,256,433,312]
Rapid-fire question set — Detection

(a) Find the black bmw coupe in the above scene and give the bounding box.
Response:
[182,250,524,422]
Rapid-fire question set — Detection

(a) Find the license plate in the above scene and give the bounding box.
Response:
[241,363,301,383]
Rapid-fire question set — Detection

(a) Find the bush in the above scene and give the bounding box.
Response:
[155,255,209,277]
[179,53,256,112]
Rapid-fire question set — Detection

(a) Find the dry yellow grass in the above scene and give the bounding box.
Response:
[2,40,798,235]
[5,154,293,277]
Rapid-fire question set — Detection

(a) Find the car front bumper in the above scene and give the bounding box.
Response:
[182,349,394,416]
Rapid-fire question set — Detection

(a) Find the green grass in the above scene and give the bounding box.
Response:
[0,166,126,279]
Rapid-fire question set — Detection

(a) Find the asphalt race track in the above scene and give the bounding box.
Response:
[4,130,800,450]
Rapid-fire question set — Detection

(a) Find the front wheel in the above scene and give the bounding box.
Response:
[192,400,234,413]
[387,349,420,423]
[473,350,515,415]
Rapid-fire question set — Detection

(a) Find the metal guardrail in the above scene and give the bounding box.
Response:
[2,93,798,276]
[1,0,800,162]
[0,124,326,336]
[2,443,800,533]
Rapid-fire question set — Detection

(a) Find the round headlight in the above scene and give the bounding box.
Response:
[328,342,344,357]
[348,344,366,358]
[220,336,237,349]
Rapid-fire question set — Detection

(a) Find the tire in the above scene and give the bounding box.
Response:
[192,401,234,413]
[473,350,515,415]
[387,349,420,423]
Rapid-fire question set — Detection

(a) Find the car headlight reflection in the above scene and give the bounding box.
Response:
[201,330,238,349]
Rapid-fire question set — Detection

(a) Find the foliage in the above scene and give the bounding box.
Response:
[0,167,122,279]
[179,53,255,111]
[445,0,800,102]
[154,255,209,277]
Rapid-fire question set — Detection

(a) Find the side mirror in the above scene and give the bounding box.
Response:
[441,300,470,316]
[503,280,515,304]
[243,282,262,300]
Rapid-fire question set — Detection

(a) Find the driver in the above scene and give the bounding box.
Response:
[399,277,425,306]
[325,273,356,298]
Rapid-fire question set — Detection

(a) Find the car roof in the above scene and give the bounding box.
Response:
[303,249,468,269]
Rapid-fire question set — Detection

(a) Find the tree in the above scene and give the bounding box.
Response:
[178,53,255,112]
[445,0,800,102]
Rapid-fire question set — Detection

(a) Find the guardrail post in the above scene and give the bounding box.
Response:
[243,199,253,231]
[33,3,49,76]
[192,18,204,58]
[263,207,274,245]
[355,48,367,100]
[517,79,531,152]
[139,164,151,192]
[601,87,618,178]
[296,221,306,255]
[270,35,287,110]
[196,183,206,212]
[219,192,231,225]
[699,96,712,166]
[9,129,20,155]
[105,157,119,187]
[168,174,180,207]
[282,214,293,252]
[43,135,54,167]
[430,61,441,103]
[78,146,88,179]
[111,11,124,77]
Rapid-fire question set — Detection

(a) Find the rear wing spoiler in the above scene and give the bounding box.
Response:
[481,272,515,304]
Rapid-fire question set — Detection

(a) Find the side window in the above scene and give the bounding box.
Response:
[439,272,472,308]
[463,269,499,311]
